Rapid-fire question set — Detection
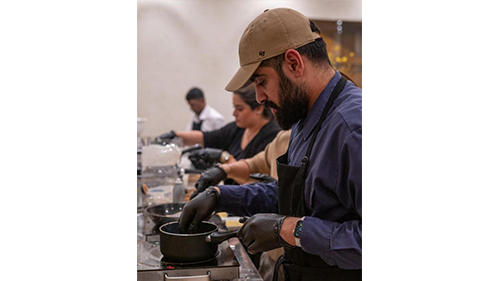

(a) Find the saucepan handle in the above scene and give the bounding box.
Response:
[205,229,239,244]
[165,272,210,281]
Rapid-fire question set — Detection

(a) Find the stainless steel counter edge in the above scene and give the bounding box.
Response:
[228,237,263,281]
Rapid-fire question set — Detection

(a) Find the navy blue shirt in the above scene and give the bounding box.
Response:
[217,72,362,269]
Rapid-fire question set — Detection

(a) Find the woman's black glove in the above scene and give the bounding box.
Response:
[178,186,220,234]
[154,130,177,145]
[188,148,224,170]
[238,213,287,255]
[190,166,227,200]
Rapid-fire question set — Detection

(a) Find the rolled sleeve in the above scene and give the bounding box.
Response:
[244,150,270,175]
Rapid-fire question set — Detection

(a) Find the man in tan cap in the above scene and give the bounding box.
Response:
[179,8,362,281]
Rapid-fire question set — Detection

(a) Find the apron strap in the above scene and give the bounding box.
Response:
[294,76,347,216]
[272,254,287,281]
[304,77,347,158]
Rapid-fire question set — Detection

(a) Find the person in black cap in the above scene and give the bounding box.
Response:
[179,8,362,281]
[185,87,225,132]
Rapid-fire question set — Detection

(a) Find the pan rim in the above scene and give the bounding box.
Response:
[159,221,218,237]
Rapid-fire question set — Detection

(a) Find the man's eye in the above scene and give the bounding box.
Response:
[254,78,265,87]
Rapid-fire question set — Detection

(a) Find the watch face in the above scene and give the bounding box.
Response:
[294,220,303,238]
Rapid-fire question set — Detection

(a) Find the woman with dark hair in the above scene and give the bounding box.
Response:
[156,85,281,168]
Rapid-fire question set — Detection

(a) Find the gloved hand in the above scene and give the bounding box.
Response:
[188,148,224,169]
[178,186,220,234]
[154,130,177,145]
[190,166,227,200]
[238,213,287,255]
[249,173,277,183]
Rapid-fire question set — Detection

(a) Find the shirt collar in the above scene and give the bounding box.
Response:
[299,71,341,141]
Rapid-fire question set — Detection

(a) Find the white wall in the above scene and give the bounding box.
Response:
[137,0,362,137]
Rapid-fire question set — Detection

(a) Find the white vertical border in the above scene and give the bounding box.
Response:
[364,0,500,280]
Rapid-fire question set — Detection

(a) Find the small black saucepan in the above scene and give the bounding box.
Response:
[159,221,239,263]
[144,203,185,226]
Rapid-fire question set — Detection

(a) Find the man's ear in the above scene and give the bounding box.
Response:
[283,49,304,78]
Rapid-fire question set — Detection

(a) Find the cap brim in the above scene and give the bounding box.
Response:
[225,61,261,92]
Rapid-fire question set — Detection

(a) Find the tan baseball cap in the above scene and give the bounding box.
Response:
[225,8,320,92]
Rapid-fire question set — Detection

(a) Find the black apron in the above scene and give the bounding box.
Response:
[192,120,203,131]
[273,77,362,281]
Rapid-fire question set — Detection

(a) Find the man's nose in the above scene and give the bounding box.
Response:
[255,87,267,104]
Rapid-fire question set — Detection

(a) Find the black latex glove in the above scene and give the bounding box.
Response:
[154,130,177,145]
[190,166,227,200]
[178,186,220,234]
[238,213,287,255]
[189,159,212,170]
[249,173,277,183]
[188,148,224,170]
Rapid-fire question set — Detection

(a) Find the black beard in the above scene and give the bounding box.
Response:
[273,68,310,130]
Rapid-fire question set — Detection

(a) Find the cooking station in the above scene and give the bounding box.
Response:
[137,211,263,281]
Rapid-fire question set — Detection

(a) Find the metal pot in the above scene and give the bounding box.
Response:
[159,221,238,263]
[145,203,185,226]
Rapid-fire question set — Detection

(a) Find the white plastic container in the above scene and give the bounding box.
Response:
[141,144,182,206]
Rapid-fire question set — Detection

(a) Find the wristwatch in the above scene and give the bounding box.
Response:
[293,217,306,247]
[220,151,231,163]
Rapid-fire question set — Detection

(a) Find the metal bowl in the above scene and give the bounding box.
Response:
[144,203,185,226]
